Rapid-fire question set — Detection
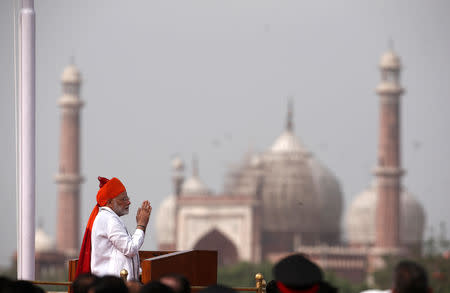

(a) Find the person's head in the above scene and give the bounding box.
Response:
[160,273,190,293]
[140,281,175,293]
[127,280,143,293]
[107,191,131,216]
[0,276,14,293]
[266,280,279,293]
[393,260,430,293]
[273,254,323,293]
[11,280,45,293]
[71,273,99,293]
[199,284,237,293]
[96,176,130,216]
[89,275,128,293]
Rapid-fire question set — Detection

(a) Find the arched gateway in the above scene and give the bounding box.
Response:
[193,229,239,266]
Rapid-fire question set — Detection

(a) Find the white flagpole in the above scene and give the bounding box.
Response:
[17,0,35,280]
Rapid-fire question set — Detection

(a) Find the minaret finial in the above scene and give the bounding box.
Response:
[192,154,199,177]
[286,97,294,131]
[388,38,394,51]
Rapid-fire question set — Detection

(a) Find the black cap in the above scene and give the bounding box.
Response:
[273,254,323,289]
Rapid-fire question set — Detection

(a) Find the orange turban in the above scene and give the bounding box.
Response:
[76,177,126,278]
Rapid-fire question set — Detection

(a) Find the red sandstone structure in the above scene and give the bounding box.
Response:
[22,64,84,279]
[374,50,404,250]
[55,64,84,257]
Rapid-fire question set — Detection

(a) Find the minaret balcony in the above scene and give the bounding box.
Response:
[376,83,404,96]
[373,167,404,177]
[54,173,84,184]
[58,95,84,108]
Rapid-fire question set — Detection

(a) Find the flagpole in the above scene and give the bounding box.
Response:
[17,0,35,280]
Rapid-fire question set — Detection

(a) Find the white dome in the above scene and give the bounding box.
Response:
[345,185,425,246]
[35,227,55,252]
[308,156,343,242]
[258,130,320,236]
[155,195,176,245]
[380,50,401,70]
[61,64,81,83]
[225,104,342,244]
[250,153,263,168]
[270,130,307,154]
[181,176,210,195]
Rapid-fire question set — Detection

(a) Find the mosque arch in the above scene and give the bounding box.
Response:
[193,228,239,266]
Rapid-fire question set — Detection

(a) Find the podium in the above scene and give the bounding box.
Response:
[69,250,217,285]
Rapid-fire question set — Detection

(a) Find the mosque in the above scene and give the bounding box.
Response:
[31,48,425,282]
[154,49,426,281]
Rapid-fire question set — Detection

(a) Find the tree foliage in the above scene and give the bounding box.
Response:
[323,270,368,293]
[218,262,273,287]
[217,262,369,293]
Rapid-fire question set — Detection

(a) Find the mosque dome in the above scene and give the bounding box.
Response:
[380,50,401,70]
[181,177,210,195]
[249,153,263,168]
[155,195,176,245]
[345,184,425,246]
[35,227,55,252]
[308,156,343,243]
[225,103,342,244]
[270,130,307,154]
[180,157,210,196]
[260,129,319,235]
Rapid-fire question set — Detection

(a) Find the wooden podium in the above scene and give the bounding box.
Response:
[69,250,217,286]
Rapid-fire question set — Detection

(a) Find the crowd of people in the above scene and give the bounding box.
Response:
[0,254,432,293]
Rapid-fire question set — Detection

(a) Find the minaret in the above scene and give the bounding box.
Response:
[192,154,199,178]
[374,48,404,250]
[171,156,185,197]
[55,63,84,256]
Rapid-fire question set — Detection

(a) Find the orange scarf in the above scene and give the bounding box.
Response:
[75,177,126,278]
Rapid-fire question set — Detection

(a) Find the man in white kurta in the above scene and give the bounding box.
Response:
[91,206,145,280]
[76,176,151,281]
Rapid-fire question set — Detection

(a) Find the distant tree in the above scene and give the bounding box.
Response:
[323,270,368,293]
[218,262,273,287]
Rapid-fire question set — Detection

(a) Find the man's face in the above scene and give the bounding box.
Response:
[111,191,130,216]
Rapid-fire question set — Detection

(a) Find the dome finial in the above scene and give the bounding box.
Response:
[192,154,199,177]
[286,97,294,131]
[388,38,394,51]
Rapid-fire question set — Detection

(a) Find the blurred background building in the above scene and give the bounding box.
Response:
[155,49,426,282]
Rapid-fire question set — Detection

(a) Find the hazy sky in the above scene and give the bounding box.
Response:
[1,1,449,267]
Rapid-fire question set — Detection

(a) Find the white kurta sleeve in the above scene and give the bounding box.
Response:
[106,216,145,257]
